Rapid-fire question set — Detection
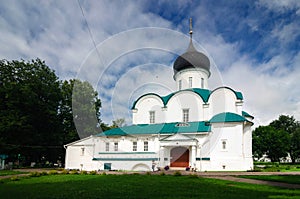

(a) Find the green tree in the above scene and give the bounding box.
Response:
[111,118,126,128]
[270,115,300,163]
[59,79,105,142]
[0,59,107,165]
[252,125,290,162]
[0,59,62,165]
[71,79,102,138]
[59,80,79,144]
[291,128,300,163]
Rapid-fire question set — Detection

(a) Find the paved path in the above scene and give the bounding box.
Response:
[203,175,300,189]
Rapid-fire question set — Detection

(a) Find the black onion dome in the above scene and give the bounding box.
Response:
[173,40,210,76]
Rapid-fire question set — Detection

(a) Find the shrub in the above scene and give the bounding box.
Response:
[70,170,79,175]
[48,170,58,175]
[249,168,262,172]
[188,174,198,178]
[173,171,182,176]
[61,169,69,175]
[40,171,48,176]
[29,172,41,177]
[89,170,97,175]
[10,176,19,181]
[159,172,166,176]
[164,166,169,171]
[146,171,151,175]
[80,170,88,175]
[264,167,280,172]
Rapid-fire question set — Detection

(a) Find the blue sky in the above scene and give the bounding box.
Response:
[1,0,300,126]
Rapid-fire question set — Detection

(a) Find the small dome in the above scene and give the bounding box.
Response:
[173,40,210,76]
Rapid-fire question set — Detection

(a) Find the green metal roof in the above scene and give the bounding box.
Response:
[209,112,248,123]
[242,111,254,119]
[97,121,211,137]
[131,86,243,109]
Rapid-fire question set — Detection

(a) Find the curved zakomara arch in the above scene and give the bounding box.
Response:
[131,86,243,110]
[209,86,243,101]
[165,90,206,108]
[132,163,151,171]
[131,89,207,109]
[131,93,165,109]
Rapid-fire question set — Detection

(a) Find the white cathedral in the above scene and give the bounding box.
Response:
[64,24,254,172]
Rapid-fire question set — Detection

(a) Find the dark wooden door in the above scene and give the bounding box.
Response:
[170,147,189,167]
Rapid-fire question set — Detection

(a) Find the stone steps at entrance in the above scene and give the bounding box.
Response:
[169,167,186,171]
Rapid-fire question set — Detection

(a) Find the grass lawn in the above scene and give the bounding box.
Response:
[0,170,27,176]
[254,162,300,172]
[239,175,300,185]
[0,174,300,199]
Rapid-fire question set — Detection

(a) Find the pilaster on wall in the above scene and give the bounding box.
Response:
[191,145,196,167]
[203,103,209,121]
[235,100,243,115]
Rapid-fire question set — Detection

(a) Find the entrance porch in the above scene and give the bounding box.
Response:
[159,133,198,170]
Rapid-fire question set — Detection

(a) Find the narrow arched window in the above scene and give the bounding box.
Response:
[182,109,189,123]
[105,143,109,151]
[201,78,204,88]
[222,140,227,150]
[189,77,193,88]
[149,111,155,124]
[179,80,182,90]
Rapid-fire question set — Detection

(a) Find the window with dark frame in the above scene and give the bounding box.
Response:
[189,77,192,88]
[222,140,227,150]
[144,141,148,151]
[114,142,118,151]
[133,141,137,151]
[182,109,189,123]
[179,80,182,90]
[149,111,155,124]
[105,142,109,152]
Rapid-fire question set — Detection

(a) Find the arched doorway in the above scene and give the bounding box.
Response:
[170,147,189,167]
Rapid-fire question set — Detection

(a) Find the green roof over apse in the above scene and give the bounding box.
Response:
[209,112,249,123]
[97,121,211,137]
[242,111,254,119]
[131,87,243,109]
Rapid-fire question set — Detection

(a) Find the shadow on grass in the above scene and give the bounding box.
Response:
[0,175,299,199]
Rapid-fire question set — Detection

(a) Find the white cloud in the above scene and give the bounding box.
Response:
[1,0,299,128]
[257,0,300,13]
[221,53,300,126]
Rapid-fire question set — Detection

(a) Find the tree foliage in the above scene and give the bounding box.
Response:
[253,115,300,162]
[0,59,62,164]
[253,125,290,162]
[270,115,300,163]
[71,79,102,138]
[111,118,126,128]
[0,59,103,166]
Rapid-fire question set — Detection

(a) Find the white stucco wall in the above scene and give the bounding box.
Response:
[132,95,164,124]
[165,91,204,123]
[65,136,100,171]
[208,87,238,116]
[174,69,209,90]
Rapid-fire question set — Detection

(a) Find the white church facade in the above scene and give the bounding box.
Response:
[64,24,254,172]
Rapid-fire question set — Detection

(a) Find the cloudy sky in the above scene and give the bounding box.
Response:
[1,0,300,127]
